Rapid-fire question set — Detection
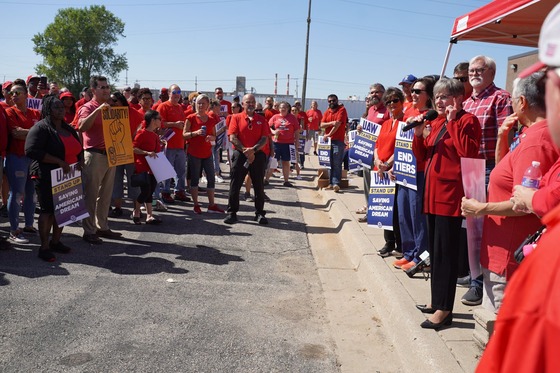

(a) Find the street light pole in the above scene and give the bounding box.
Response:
[301,0,312,111]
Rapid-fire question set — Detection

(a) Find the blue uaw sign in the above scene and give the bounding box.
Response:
[317,136,331,168]
[367,171,395,230]
[393,121,417,190]
[348,118,380,169]
[347,130,360,172]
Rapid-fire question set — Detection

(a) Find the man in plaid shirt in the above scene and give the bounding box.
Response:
[463,55,513,183]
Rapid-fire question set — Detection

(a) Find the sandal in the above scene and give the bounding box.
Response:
[355,206,367,214]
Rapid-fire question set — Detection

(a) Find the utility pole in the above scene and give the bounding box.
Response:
[301,0,312,110]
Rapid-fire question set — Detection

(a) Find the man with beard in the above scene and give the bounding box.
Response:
[320,94,348,193]
[263,96,279,121]
[461,56,513,307]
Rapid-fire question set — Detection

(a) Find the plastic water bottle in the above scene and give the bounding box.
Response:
[521,161,542,189]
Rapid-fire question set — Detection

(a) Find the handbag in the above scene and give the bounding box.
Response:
[514,225,546,263]
[130,172,150,187]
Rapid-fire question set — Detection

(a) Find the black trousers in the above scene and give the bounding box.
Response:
[137,174,157,204]
[226,150,266,216]
[427,214,462,311]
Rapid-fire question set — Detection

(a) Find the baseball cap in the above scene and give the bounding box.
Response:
[161,87,169,94]
[2,81,13,91]
[26,75,40,84]
[519,3,560,78]
[60,91,75,100]
[398,74,417,85]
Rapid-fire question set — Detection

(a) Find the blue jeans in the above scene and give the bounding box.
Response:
[112,163,139,202]
[163,148,186,193]
[329,140,345,186]
[6,154,35,232]
[397,171,428,263]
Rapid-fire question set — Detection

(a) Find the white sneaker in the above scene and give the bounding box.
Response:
[154,200,168,212]
[200,176,208,184]
[216,175,225,183]
[296,175,302,180]
[9,231,29,244]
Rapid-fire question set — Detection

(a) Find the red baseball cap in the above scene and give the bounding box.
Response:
[26,75,40,84]
[2,81,13,90]
[60,91,75,100]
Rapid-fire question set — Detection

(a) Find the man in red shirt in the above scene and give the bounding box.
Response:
[214,87,232,119]
[77,75,122,244]
[263,96,279,121]
[398,74,416,111]
[224,93,271,225]
[152,88,169,111]
[306,100,322,155]
[320,94,348,193]
[157,84,189,203]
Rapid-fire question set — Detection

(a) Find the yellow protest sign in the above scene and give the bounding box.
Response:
[101,106,134,167]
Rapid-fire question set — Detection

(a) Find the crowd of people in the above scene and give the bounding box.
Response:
[1,8,560,365]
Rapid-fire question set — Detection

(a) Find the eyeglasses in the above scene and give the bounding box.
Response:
[385,98,400,105]
[435,94,451,101]
[327,99,337,103]
[468,67,487,75]
[410,89,426,94]
[10,91,23,97]
[171,90,181,95]
[453,76,468,83]
[97,85,110,90]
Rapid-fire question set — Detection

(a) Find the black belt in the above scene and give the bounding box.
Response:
[86,148,107,155]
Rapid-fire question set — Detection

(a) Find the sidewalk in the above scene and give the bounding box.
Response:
[300,155,482,373]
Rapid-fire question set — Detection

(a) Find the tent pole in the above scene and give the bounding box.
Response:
[441,41,454,78]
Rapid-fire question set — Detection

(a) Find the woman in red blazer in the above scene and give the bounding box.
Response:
[412,78,481,329]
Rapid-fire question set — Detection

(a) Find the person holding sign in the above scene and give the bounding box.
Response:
[320,94,348,193]
[132,110,163,225]
[77,75,122,244]
[374,87,404,257]
[412,78,481,329]
[270,102,300,187]
[183,95,224,214]
[393,77,435,272]
[25,95,83,262]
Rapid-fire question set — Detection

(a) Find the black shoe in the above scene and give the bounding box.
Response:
[83,234,103,245]
[38,249,56,262]
[109,207,123,217]
[461,285,483,306]
[283,181,294,187]
[415,304,436,314]
[263,193,271,202]
[420,312,453,330]
[49,240,71,254]
[391,249,403,259]
[96,229,122,239]
[377,243,395,257]
[457,274,471,287]
[224,213,238,225]
[263,180,270,186]
[254,214,268,225]
[313,151,318,156]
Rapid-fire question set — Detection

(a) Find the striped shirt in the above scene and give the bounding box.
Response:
[463,83,512,162]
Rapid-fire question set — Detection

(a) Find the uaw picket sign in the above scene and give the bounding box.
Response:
[51,163,89,227]
[393,121,417,190]
[367,171,395,230]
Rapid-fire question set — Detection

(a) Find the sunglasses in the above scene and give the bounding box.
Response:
[453,76,468,83]
[97,85,110,90]
[385,98,400,105]
[171,90,181,95]
[327,99,337,103]
[10,91,23,97]
[410,89,426,94]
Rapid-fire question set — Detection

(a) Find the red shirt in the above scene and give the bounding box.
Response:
[481,120,560,279]
[0,105,8,157]
[133,128,162,174]
[77,99,108,150]
[219,100,232,118]
[60,134,82,164]
[306,108,323,131]
[475,204,560,373]
[367,105,389,125]
[186,113,217,159]
[463,83,513,162]
[128,106,144,138]
[322,105,348,142]
[158,101,186,149]
[75,97,87,111]
[413,111,481,217]
[264,108,279,122]
[376,118,400,165]
[533,158,560,218]
[228,112,270,149]
[184,106,195,117]
[269,113,299,144]
[5,106,41,156]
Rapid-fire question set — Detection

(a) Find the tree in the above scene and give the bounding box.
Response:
[32,5,128,96]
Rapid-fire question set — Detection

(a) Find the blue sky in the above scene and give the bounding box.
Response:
[0,0,534,100]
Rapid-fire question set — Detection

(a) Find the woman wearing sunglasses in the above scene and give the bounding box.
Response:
[4,83,41,244]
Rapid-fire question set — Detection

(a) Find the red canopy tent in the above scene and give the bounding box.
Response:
[441,0,557,75]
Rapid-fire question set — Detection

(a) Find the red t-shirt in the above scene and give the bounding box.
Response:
[60,133,82,164]
[481,120,560,279]
[269,113,299,144]
[228,113,270,149]
[128,106,144,138]
[306,108,323,131]
[367,105,390,124]
[533,158,560,218]
[133,128,162,174]
[321,105,348,142]
[75,97,87,111]
[264,108,279,122]
[5,106,41,156]
[77,99,105,150]
[186,113,218,159]
[219,100,232,118]
[158,101,186,149]
[184,106,194,118]
[375,118,400,164]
